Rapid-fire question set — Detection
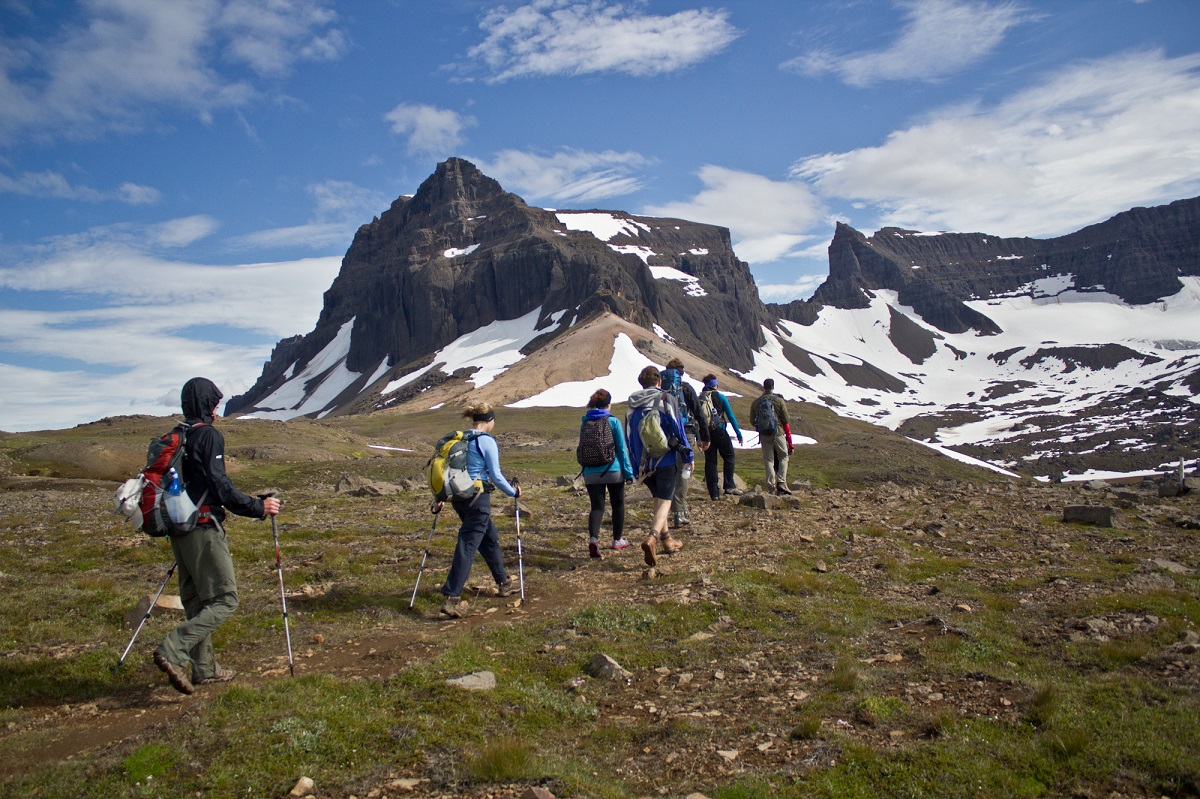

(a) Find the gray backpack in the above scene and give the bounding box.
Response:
[753,394,778,435]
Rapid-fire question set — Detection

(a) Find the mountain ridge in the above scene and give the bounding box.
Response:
[227,159,1200,480]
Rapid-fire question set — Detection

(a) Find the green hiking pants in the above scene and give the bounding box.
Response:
[157,523,239,681]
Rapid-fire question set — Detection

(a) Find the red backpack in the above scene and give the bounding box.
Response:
[114,423,209,536]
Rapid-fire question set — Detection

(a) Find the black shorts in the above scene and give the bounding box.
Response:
[642,462,677,501]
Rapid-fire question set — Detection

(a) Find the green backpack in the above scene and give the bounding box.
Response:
[637,396,671,458]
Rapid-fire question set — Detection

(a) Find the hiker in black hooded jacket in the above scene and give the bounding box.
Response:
[153,377,280,695]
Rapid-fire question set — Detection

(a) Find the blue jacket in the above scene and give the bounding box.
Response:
[579,409,634,483]
[464,431,517,497]
[625,388,693,475]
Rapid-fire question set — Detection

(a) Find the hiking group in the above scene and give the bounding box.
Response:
[125,369,789,690]
[426,363,790,618]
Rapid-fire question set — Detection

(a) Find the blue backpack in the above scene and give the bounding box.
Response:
[662,369,692,427]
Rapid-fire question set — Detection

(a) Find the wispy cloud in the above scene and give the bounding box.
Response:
[463,0,741,82]
[757,273,827,303]
[645,166,825,263]
[0,0,347,145]
[475,148,651,203]
[384,103,476,156]
[228,180,388,250]
[792,50,1200,237]
[0,223,340,429]
[786,0,1030,86]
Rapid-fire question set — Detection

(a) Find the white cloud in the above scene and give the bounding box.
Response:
[116,182,162,205]
[644,166,825,263]
[0,170,163,204]
[0,0,346,145]
[151,215,220,247]
[756,273,826,303]
[474,148,651,203]
[0,170,103,200]
[217,0,348,77]
[384,103,476,156]
[792,50,1200,237]
[465,0,740,82]
[227,180,387,251]
[0,225,341,430]
[786,0,1030,86]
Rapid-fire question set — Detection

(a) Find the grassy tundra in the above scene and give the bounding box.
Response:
[0,405,1197,798]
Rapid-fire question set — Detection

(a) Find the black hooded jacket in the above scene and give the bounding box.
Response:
[180,377,264,523]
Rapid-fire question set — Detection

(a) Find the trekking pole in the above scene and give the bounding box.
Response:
[514,479,525,601]
[113,560,177,671]
[261,493,294,677]
[409,502,441,608]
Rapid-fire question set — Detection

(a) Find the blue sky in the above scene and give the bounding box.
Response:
[1,0,1198,431]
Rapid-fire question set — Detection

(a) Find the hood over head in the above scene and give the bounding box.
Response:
[181,377,223,423]
[627,388,663,410]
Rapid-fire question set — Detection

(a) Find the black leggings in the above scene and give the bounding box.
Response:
[586,481,626,540]
[705,426,736,497]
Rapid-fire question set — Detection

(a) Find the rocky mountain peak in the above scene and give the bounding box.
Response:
[226,159,773,419]
[402,156,514,223]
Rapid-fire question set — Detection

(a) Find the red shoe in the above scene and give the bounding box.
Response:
[589,541,601,558]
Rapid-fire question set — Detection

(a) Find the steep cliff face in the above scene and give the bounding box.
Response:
[759,196,1200,480]
[772,196,1200,334]
[227,158,772,417]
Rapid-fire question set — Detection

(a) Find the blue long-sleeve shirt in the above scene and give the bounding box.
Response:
[579,409,634,481]
[465,432,517,497]
[707,389,743,441]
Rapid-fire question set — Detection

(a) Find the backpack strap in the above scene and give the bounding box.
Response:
[180,422,215,524]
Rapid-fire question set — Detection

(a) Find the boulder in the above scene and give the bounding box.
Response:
[334,474,401,496]
[446,671,496,691]
[124,593,184,629]
[1062,505,1117,527]
[740,491,784,510]
[587,653,632,681]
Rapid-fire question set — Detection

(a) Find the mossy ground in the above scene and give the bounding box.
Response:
[0,408,1196,798]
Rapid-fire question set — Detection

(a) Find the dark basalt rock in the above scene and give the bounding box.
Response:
[228,158,773,416]
[770,197,1200,335]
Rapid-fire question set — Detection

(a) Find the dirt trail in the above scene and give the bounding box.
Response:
[3,480,1197,792]
[0,508,683,779]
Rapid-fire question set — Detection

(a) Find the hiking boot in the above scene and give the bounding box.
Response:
[194,668,235,686]
[441,596,470,617]
[153,651,194,695]
[588,541,602,559]
[723,487,743,496]
[496,578,518,597]
[661,533,683,554]
[612,538,630,550]
[641,535,658,567]
[776,483,793,495]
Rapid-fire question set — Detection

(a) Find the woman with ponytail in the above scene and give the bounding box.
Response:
[578,388,633,558]
[435,402,520,618]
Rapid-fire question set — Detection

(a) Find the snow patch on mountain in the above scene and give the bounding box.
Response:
[444,244,480,258]
[742,277,1200,455]
[241,317,389,421]
[382,308,552,398]
[555,211,650,241]
[649,265,707,296]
